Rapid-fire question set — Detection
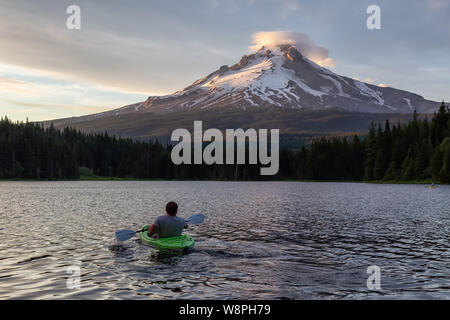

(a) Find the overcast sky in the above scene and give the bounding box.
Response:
[1,0,449,121]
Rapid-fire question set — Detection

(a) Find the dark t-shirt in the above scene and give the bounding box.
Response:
[153,215,186,238]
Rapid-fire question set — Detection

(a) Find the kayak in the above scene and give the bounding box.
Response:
[429,185,438,189]
[139,225,194,250]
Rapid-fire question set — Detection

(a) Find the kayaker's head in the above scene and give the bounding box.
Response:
[165,201,178,216]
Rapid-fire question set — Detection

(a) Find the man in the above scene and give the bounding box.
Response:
[147,201,187,238]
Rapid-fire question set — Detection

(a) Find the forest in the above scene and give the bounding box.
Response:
[0,102,449,183]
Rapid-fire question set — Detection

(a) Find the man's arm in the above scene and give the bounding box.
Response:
[148,224,158,237]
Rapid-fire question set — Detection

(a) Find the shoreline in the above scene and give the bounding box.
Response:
[0,177,441,185]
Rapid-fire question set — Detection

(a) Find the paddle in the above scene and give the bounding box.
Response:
[115,213,205,242]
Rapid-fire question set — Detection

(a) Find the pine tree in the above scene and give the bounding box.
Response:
[438,138,450,183]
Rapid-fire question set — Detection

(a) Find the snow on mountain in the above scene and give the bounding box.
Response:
[101,44,438,116]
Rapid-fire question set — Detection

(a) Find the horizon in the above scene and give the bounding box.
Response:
[0,0,449,121]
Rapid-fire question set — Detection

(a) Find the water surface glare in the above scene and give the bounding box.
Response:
[0,181,449,299]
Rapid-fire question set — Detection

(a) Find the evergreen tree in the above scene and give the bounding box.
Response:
[0,105,449,182]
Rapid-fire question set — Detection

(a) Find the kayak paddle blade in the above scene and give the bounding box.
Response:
[186,213,205,225]
[115,229,137,242]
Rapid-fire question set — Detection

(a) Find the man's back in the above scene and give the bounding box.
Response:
[154,215,186,238]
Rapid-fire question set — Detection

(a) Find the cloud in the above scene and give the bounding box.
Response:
[249,31,336,68]
[0,1,214,97]
[0,25,171,95]
[0,69,147,120]
[0,76,51,97]
[0,98,103,114]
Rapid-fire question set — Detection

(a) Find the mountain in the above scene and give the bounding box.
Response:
[101,44,437,115]
[46,44,439,143]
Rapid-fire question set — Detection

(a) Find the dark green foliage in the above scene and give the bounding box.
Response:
[437,137,450,183]
[0,102,449,182]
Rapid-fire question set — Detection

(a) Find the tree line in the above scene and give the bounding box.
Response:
[0,102,449,182]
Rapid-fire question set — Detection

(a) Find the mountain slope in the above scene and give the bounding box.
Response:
[46,107,428,147]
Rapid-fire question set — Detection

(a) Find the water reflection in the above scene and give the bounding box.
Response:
[0,181,448,299]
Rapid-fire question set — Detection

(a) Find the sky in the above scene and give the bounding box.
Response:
[0,0,449,121]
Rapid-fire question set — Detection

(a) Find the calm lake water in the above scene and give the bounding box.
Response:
[0,181,448,299]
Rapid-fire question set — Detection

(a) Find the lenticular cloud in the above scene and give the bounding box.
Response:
[249,31,336,68]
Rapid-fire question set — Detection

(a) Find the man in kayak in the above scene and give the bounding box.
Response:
[146,201,187,238]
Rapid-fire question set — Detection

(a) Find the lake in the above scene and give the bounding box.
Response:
[0,181,448,299]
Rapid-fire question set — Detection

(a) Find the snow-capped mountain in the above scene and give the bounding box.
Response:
[109,44,437,116]
[46,44,439,142]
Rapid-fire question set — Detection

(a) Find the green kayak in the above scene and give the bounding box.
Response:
[139,225,194,250]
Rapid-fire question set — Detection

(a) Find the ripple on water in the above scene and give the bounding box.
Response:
[0,181,449,299]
